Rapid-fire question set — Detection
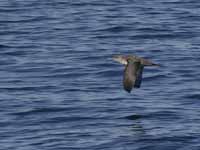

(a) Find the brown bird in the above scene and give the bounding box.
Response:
[113,55,159,93]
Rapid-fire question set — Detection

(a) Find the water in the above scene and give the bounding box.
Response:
[0,0,200,149]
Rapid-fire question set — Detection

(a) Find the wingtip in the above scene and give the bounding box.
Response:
[124,86,132,93]
[125,89,131,93]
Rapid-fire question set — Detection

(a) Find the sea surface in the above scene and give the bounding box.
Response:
[1,0,200,149]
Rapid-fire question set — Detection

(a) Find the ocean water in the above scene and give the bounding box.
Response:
[0,0,200,149]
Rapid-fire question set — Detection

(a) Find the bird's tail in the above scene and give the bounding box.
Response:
[141,58,160,66]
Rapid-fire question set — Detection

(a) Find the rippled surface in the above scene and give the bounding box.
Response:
[1,0,200,149]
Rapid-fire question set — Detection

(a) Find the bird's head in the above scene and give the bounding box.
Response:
[112,55,128,65]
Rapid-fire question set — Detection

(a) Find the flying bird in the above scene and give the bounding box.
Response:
[113,55,159,93]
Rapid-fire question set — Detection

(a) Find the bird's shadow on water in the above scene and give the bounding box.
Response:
[126,114,146,134]
[117,114,147,135]
[125,114,144,120]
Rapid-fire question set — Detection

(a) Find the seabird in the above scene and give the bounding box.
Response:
[113,55,159,93]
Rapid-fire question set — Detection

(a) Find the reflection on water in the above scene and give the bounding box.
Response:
[125,114,144,120]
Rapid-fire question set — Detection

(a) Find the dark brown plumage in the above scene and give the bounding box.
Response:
[113,55,159,93]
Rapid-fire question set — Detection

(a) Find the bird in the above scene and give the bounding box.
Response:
[113,55,159,93]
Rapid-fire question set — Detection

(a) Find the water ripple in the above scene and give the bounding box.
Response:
[0,0,200,149]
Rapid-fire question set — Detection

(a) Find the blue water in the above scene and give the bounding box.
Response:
[1,0,200,149]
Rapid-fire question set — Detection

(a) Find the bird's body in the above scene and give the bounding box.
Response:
[113,55,159,93]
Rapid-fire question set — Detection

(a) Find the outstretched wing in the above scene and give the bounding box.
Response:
[134,65,144,88]
[123,61,141,93]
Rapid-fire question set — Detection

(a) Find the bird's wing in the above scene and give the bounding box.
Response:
[134,65,144,88]
[123,61,141,92]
